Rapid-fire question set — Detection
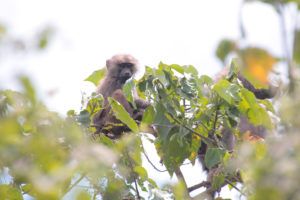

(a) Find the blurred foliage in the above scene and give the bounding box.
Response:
[1,0,300,198]
[0,21,54,55]
[236,92,300,199]
[216,39,278,88]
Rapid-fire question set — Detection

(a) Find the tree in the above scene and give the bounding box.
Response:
[1,0,300,199]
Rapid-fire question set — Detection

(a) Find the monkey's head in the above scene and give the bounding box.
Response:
[106,54,138,84]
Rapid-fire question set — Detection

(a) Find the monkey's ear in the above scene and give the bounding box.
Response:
[106,59,112,68]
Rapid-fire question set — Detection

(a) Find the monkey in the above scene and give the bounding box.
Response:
[93,54,149,139]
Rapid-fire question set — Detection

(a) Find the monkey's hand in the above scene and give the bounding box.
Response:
[134,98,150,109]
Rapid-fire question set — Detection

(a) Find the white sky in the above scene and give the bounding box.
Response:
[0,0,289,199]
[0,0,284,114]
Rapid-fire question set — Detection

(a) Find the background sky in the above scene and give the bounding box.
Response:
[0,0,284,114]
[0,0,287,198]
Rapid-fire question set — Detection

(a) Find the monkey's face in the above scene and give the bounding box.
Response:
[106,54,138,84]
[117,62,134,83]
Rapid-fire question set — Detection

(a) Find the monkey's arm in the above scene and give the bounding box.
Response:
[134,98,150,109]
[237,73,276,99]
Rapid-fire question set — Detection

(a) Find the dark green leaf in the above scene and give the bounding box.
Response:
[204,148,225,169]
[77,110,91,126]
[142,105,155,124]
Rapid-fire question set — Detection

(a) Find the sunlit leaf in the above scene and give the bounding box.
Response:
[0,185,23,200]
[134,166,148,180]
[170,64,184,74]
[84,68,106,86]
[122,78,136,108]
[108,98,139,133]
[184,65,198,75]
[213,79,241,104]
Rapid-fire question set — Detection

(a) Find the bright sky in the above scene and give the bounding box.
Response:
[0,0,283,114]
[0,0,286,198]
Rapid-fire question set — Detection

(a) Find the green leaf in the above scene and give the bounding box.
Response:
[0,185,23,200]
[204,148,225,169]
[212,173,225,190]
[228,58,239,79]
[213,80,241,104]
[160,130,191,175]
[170,64,185,74]
[134,166,148,180]
[108,98,139,133]
[239,88,273,129]
[142,105,155,124]
[84,69,106,86]
[293,30,300,64]
[86,95,103,116]
[216,39,236,63]
[77,110,91,126]
[67,109,76,117]
[37,26,54,49]
[122,78,136,108]
[76,191,92,200]
[199,75,214,86]
[184,65,198,75]
[20,76,36,104]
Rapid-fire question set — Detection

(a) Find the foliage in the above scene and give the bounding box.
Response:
[1,0,300,199]
[0,57,278,199]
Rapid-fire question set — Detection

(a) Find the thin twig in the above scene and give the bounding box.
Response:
[63,173,86,197]
[169,114,215,144]
[225,178,246,196]
[141,142,167,173]
[126,151,141,200]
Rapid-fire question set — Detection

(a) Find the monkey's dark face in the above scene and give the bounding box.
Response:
[118,63,134,83]
[108,62,135,83]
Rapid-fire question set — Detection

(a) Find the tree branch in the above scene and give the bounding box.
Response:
[188,181,210,193]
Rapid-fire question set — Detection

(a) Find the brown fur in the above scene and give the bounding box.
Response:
[93,54,149,138]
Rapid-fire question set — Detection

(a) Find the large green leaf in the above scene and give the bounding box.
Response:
[84,68,106,86]
[213,79,241,104]
[142,105,155,124]
[122,78,136,108]
[204,148,226,169]
[108,98,139,133]
[239,88,273,129]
